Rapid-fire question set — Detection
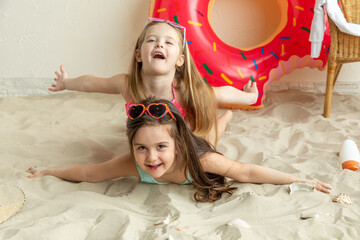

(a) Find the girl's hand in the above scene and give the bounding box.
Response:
[243,80,258,105]
[297,179,332,194]
[26,166,47,178]
[49,64,68,92]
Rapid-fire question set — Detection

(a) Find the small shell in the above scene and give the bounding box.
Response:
[288,182,315,194]
[168,234,174,240]
[226,218,251,229]
[154,215,170,226]
[300,212,320,220]
[332,193,352,205]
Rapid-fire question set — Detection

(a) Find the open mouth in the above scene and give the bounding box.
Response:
[146,163,163,170]
[153,52,165,59]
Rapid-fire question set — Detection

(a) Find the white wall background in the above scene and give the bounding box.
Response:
[0,0,359,97]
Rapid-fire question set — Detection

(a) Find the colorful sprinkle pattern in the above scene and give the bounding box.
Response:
[150,0,330,109]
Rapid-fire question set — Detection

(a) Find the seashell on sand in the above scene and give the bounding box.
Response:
[226,218,251,229]
[288,182,315,194]
[300,212,320,220]
[332,193,352,205]
[154,215,170,226]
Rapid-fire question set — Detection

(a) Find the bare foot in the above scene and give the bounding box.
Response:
[243,80,258,105]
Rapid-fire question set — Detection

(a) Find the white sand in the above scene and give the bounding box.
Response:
[0,90,359,239]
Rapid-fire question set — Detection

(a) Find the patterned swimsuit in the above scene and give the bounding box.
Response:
[125,81,186,118]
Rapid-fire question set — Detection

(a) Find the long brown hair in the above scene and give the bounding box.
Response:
[126,20,218,143]
[126,98,236,202]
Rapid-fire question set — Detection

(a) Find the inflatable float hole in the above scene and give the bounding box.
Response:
[210,0,288,50]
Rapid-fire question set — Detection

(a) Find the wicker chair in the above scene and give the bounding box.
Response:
[323,0,360,118]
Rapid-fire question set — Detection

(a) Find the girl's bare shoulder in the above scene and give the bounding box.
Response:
[200,152,240,176]
[88,152,139,181]
[111,74,132,101]
[109,74,127,90]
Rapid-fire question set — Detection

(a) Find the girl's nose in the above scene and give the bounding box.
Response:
[156,41,164,48]
[147,150,158,161]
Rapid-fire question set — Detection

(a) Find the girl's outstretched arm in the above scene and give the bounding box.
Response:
[49,64,128,95]
[27,165,90,182]
[201,153,331,194]
[27,152,139,183]
[213,80,258,105]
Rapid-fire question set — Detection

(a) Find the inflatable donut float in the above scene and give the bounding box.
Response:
[149,0,330,110]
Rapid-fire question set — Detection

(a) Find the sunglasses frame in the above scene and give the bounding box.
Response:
[145,17,186,49]
[126,103,176,121]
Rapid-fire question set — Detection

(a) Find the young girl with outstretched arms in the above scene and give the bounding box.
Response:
[27,98,330,202]
[50,18,258,144]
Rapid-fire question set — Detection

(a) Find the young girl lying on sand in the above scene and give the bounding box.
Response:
[27,98,331,202]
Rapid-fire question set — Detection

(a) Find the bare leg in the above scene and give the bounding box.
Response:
[208,110,233,145]
[217,110,233,138]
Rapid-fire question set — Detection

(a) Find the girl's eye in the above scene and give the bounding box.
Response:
[166,41,173,45]
[137,146,146,151]
[157,144,166,149]
[147,39,156,43]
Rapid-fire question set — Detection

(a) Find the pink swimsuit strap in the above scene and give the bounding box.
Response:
[125,81,186,118]
[170,81,186,118]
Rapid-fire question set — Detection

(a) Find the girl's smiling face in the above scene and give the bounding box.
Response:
[132,123,177,181]
[136,23,185,76]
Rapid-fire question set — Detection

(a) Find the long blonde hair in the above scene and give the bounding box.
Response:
[126,20,218,142]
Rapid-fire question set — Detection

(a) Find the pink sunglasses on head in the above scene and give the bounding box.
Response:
[145,17,186,49]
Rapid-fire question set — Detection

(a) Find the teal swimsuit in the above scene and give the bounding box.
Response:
[135,162,192,185]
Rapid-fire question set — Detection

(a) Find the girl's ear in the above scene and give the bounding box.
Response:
[135,49,142,62]
[176,54,185,67]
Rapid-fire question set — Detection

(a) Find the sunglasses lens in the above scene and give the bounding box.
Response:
[148,104,167,118]
[128,105,145,119]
